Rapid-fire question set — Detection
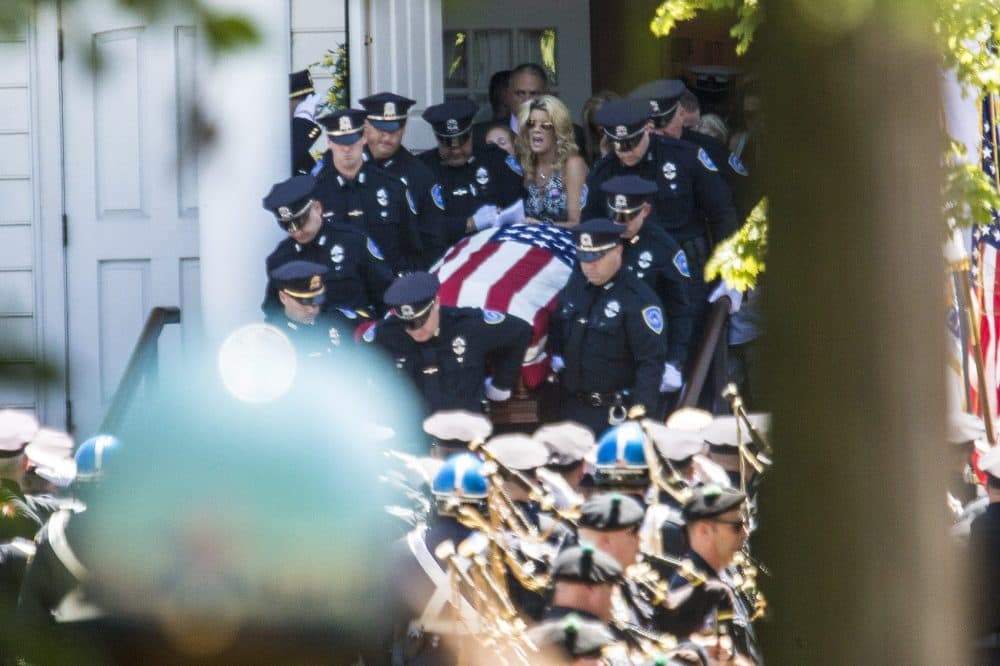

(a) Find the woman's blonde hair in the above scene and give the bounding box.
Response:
[514,95,578,184]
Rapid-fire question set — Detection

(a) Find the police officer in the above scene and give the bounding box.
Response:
[543,544,622,625]
[550,219,667,436]
[603,175,693,394]
[417,99,524,246]
[524,614,619,665]
[265,260,359,359]
[359,92,449,265]
[289,69,324,175]
[313,108,426,272]
[361,271,532,415]
[262,174,392,317]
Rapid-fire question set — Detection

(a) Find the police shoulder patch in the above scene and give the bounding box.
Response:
[361,324,377,343]
[431,183,446,210]
[405,189,418,214]
[310,158,324,177]
[483,309,505,325]
[642,306,664,335]
[672,250,691,278]
[367,237,385,261]
[580,183,588,208]
[505,154,524,176]
[728,152,749,177]
[697,148,718,172]
[336,307,358,320]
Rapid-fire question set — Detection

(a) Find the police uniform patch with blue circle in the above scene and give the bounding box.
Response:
[431,183,446,210]
[337,307,358,320]
[405,189,418,214]
[580,184,588,208]
[362,324,377,343]
[505,154,524,176]
[642,306,664,335]
[483,309,505,325]
[729,152,749,177]
[310,158,325,177]
[672,250,691,278]
[697,148,718,172]
[367,237,385,260]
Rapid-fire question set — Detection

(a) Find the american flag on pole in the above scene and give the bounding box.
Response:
[970,93,1000,418]
[431,222,576,388]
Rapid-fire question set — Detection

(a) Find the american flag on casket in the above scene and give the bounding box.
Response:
[431,222,576,388]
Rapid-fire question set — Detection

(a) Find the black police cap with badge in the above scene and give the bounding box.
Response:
[628,79,686,128]
[270,260,328,306]
[359,92,416,132]
[289,69,314,99]
[262,174,316,231]
[579,492,645,532]
[552,544,623,584]
[594,98,650,152]
[573,218,627,262]
[422,99,478,147]
[681,484,746,523]
[384,271,440,329]
[317,108,367,145]
[601,175,658,223]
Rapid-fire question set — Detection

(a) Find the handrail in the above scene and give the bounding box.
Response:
[100,306,181,434]
[675,298,730,410]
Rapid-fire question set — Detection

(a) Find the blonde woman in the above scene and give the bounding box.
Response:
[515,95,587,228]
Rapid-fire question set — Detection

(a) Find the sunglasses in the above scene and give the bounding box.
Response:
[437,132,471,148]
[401,309,433,330]
[286,292,325,307]
[713,518,747,531]
[609,205,644,224]
[276,202,314,233]
[526,120,555,131]
[650,114,672,129]
[612,135,642,152]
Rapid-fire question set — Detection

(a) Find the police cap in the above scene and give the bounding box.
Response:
[384,271,440,321]
[0,409,39,457]
[601,175,658,217]
[318,108,367,144]
[359,92,416,132]
[270,260,328,305]
[594,98,649,144]
[422,99,478,139]
[533,421,595,466]
[552,544,622,584]
[681,484,745,522]
[289,69,314,99]
[483,434,550,471]
[701,414,770,454]
[423,410,493,450]
[629,79,686,121]
[262,175,316,225]
[526,615,617,659]
[579,492,645,531]
[643,420,705,462]
[574,218,626,262]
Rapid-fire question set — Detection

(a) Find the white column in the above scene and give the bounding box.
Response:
[198,0,290,348]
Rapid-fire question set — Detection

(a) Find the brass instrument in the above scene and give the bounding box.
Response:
[731,550,768,621]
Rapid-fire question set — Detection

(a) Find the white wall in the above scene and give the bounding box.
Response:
[290,0,348,97]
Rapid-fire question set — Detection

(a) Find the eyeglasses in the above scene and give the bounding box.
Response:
[402,309,433,331]
[609,206,644,224]
[437,132,472,148]
[713,518,747,531]
[612,134,643,153]
[526,120,555,131]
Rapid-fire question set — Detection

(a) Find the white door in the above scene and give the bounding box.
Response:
[62,1,200,437]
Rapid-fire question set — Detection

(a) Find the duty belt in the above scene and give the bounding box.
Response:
[574,391,624,408]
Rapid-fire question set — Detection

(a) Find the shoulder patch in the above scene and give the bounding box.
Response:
[580,183,588,208]
[697,148,718,172]
[431,183,446,210]
[728,152,749,177]
[367,237,385,261]
[361,324,377,343]
[642,306,664,335]
[505,154,524,176]
[336,307,358,320]
[483,309,506,325]
[405,189,418,215]
[672,250,691,278]
[310,158,324,177]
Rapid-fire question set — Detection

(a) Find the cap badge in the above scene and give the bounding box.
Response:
[385,101,397,117]
[446,118,459,133]
[663,161,677,180]
[615,125,627,138]
[331,244,345,264]
[376,188,388,207]
[339,116,352,131]
[650,100,660,113]
[604,300,621,319]
[452,336,467,357]
[401,304,414,318]
[580,233,593,249]
[614,194,627,209]
[475,166,489,186]
[309,275,322,290]
[278,206,292,221]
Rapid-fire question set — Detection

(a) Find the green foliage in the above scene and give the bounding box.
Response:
[936,0,1000,96]
[316,44,350,113]
[944,140,1000,229]
[705,198,768,291]
[650,0,759,55]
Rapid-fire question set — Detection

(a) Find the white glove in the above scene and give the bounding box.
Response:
[550,355,565,373]
[660,363,683,393]
[708,282,744,314]
[471,205,500,231]
[484,376,512,401]
[293,92,323,120]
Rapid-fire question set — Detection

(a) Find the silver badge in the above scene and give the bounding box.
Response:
[615,125,627,138]
[650,100,660,113]
[580,233,593,249]
[663,162,677,180]
[329,327,341,346]
[331,244,345,263]
[278,206,292,221]
[638,250,652,269]
[401,304,414,317]
[614,194,627,210]
[339,116,352,131]
[385,101,397,117]
[604,300,621,319]
[475,166,489,186]
[446,118,458,133]
[452,336,467,356]
[376,188,388,207]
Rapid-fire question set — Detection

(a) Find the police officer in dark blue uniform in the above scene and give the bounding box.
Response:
[261,174,392,317]
[602,175,693,395]
[265,260,360,359]
[549,219,667,437]
[289,69,323,176]
[417,100,524,247]
[313,108,427,273]
[361,271,531,415]
[360,92,450,266]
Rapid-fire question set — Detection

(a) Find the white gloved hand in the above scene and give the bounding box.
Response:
[708,282,744,314]
[293,92,323,120]
[484,376,512,401]
[660,363,683,393]
[471,205,500,231]
[550,355,565,373]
